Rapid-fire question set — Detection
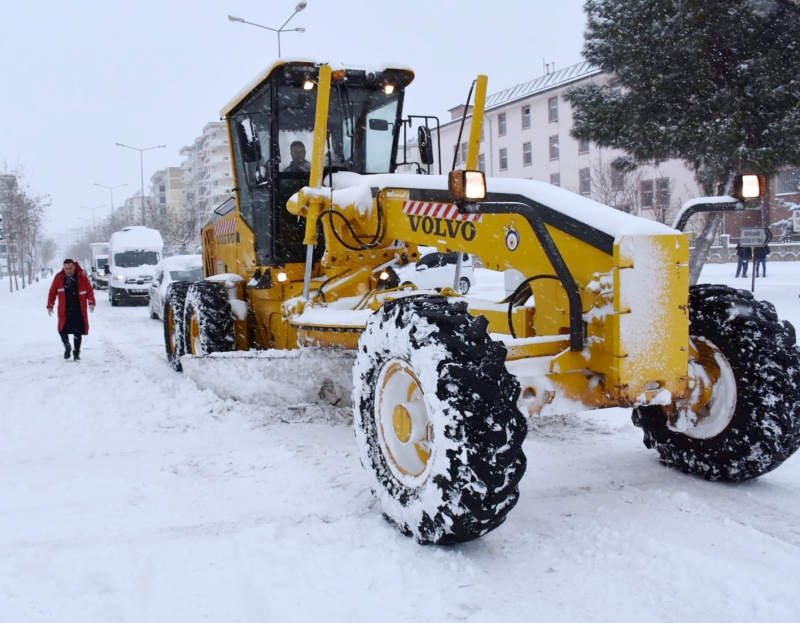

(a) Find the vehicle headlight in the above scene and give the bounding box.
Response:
[114,274,125,281]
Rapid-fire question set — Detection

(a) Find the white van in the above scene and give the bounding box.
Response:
[88,242,110,289]
[107,226,164,306]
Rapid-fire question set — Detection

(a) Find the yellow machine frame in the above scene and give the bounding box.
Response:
[203,61,695,416]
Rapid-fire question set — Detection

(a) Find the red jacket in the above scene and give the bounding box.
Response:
[47,263,96,334]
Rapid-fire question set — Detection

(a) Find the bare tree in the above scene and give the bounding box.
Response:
[38,237,57,269]
[590,160,646,215]
[166,196,204,252]
[0,166,47,290]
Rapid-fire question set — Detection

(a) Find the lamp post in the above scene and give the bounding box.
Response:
[93,182,127,230]
[79,205,106,238]
[228,1,307,58]
[115,143,166,225]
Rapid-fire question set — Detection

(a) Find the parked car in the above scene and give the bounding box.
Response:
[396,250,476,295]
[148,255,204,320]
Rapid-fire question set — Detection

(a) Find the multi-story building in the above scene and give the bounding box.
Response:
[401,61,800,239]
[149,167,184,221]
[179,122,234,219]
[118,191,141,227]
[420,61,701,228]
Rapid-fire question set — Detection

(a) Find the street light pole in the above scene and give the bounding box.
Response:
[115,143,166,226]
[79,205,106,238]
[228,1,307,58]
[93,182,127,230]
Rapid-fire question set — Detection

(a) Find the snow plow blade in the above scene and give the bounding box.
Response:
[181,348,355,407]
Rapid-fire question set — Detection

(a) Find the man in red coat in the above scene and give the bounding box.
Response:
[47,259,96,361]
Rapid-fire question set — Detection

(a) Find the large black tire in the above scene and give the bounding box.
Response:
[632,284,800,482]
[183,281,235,357]
[109,286,119,307]
[353,296,527,544]
[163,281,192,372]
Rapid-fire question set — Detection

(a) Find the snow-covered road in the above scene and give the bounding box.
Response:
[1,264,799,622]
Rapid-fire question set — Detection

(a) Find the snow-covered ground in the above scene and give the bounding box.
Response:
[1,263,799,622]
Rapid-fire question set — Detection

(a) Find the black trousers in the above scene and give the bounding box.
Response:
[59,331,82,352]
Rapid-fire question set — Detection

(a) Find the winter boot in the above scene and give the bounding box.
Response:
[73,336,82,361]
[73,350,80,362]
[64,344,71,359]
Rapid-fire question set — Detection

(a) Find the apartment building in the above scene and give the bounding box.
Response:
[418,61,702,227]
[149,167,184,220]
[118,191,141,227]
[179,122,234,219]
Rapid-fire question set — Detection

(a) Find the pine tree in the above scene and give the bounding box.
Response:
[565,0,800,283]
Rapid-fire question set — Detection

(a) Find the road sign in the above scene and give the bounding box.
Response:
[793,210,800,233]
[739,227,773,247]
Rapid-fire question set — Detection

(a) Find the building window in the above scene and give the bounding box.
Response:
[642,180,654,208]
[549,136,560,160]
[548,97,558,122]
[159,196,166,204]
[611,167,625,191]
[550,173,561,187]
[777,167,800,195]
[159,185,166,192]
[478,154,486,173]
[522,105,531,129]
[657,177,670,206]
[499,148,508,171]
[461,142,468,165]
[579,168,591,196]
[522,142,532,166]
[579,138,589,154]
[498,113,506,136]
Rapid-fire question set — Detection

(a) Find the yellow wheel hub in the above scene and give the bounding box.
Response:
[393,404,413,443]
[377,361,433,482]
[189,311,201,356]
[167,306,176,352]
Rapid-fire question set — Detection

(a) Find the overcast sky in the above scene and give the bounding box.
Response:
[0,0,587,237]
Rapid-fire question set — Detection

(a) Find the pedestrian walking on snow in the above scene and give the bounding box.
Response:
[47,259,95,361]
[735,244,751,278]
[754,245,770,278]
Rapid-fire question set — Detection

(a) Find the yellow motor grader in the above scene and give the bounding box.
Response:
[163,60,800,544]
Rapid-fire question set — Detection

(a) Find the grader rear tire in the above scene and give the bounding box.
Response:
[183,281,235,357]
[163,281,192,372]
[632,284,800,482]
[353,296,527,544]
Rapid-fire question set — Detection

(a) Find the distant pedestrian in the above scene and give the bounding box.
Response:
[735,244,751,278]
[47,259,95,361]
[754,245,770,277]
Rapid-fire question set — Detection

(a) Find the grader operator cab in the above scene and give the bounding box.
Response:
[163,60,800,545]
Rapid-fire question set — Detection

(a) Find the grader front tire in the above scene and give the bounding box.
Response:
[163,281,192,372]
[183,281,235,357]
[632,284,800,482]
[353,296,527,544]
